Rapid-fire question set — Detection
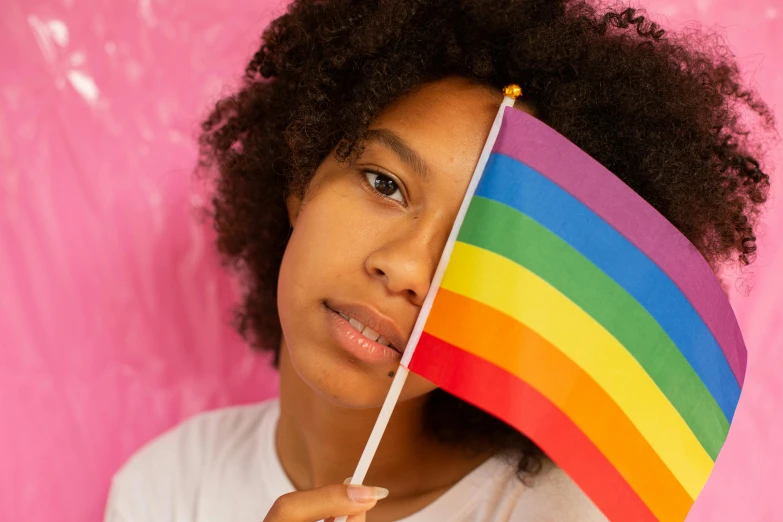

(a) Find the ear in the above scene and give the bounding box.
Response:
[285,192,303,227]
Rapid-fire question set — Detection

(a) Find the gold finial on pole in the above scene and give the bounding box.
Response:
[502,84,523,100]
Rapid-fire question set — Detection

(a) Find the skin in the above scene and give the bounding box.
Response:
[271,77,533,521]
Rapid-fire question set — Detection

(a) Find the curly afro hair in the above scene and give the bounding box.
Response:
[199,0,774,474]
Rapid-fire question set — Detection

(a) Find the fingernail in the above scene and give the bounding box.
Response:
[346,485,390,503]
[344,477,353,485]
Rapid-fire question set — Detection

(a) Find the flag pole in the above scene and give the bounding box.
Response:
[335,88,520,521]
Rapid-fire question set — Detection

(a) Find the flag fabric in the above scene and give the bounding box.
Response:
[403,106,746,521]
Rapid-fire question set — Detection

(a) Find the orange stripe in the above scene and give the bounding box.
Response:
[412,334,656,522]
[423,288,692,521]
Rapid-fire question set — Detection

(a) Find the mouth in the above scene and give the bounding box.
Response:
[324,301,404,355]
[333,310,400,352]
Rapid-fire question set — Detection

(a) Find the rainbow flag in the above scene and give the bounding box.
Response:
[401,101,745,521]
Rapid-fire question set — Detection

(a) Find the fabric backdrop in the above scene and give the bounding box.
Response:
[0,0,781,520]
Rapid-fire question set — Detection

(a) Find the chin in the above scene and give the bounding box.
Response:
[308,369,398,410]
[285,339,396,408]
[286,339,438,410]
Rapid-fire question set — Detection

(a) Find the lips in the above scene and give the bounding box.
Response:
[334,310,397,349]
[324,300,406,353]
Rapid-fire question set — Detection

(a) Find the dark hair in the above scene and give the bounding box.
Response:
[198,0,774,475]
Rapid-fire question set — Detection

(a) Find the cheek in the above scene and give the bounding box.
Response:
[276,240,302,322]
[281,185,386,280]
[277,189,363,314]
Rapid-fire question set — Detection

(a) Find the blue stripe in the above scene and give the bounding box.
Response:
[475,153,740,421]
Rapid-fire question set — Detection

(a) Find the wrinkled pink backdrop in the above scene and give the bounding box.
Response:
[0,0,780,520]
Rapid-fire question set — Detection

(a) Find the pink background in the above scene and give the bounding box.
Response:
[0,0,780,520]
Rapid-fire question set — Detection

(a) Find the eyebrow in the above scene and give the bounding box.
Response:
[361,128,430,180]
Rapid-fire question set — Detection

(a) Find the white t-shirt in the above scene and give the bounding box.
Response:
[105,399,605,521]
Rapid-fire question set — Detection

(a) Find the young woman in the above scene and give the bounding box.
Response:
[104,1,773,520]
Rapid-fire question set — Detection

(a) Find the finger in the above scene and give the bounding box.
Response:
[263,484,388,522]
[325,511,366,522]
[344,479,367,522]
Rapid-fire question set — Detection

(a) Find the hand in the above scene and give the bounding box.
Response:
[263,483,389,522]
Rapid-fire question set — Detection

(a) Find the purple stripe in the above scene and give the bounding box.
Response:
[493,107,746,385]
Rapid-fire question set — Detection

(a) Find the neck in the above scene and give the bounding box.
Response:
[275,344,486,496]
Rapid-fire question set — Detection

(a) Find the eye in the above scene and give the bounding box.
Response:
[364,170,405,203]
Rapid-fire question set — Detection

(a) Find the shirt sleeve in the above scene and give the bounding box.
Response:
[101,417,206,522]
[103,479,134,522]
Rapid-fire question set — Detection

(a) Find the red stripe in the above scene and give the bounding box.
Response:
[410,333,657,522]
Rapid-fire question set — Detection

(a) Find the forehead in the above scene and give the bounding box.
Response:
[367,78,502,179]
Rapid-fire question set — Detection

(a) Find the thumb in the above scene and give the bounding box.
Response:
[264,484,388,522]
[325,514,366,522]
[325,514,365,522]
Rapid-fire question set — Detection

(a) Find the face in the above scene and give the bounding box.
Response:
[277,77,507,408]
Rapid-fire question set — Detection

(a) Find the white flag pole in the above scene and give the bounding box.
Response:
[335,92,517,522]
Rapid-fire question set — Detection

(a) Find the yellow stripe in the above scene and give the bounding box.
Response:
[441,242,714,497]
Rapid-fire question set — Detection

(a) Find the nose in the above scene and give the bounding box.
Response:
[365,217,447,306]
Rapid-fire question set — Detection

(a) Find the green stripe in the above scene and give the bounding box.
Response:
[458,196,729,458]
